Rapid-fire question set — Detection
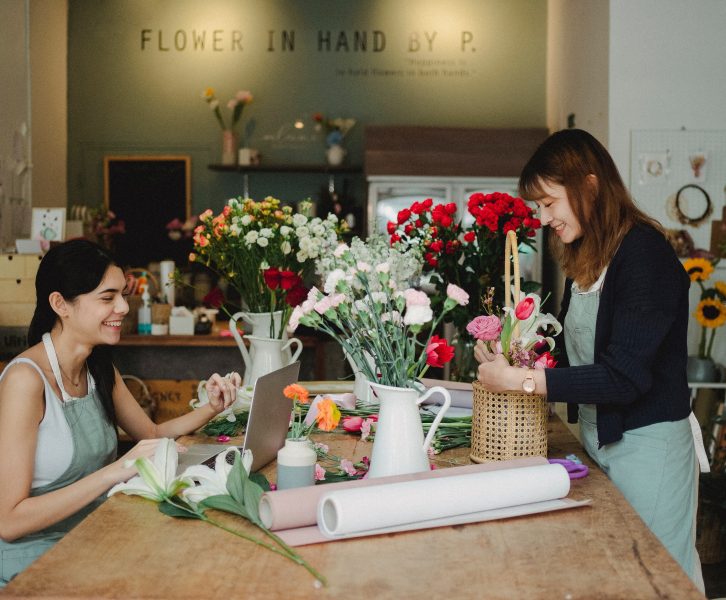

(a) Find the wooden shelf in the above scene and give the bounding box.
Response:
[207,163,362,174]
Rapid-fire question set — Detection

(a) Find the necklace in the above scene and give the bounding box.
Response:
[59,363,85,388]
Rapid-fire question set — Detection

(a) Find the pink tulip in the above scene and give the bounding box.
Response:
[515,297,535,320]
[342,416,364,432]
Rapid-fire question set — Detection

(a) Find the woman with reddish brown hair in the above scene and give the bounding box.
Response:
[475,129,705,590]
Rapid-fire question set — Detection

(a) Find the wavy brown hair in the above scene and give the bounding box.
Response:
[518,129,662,288]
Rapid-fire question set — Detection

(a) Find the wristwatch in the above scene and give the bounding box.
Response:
[522,369,536,394]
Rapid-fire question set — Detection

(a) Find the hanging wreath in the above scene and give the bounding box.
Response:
[673,184,712,227]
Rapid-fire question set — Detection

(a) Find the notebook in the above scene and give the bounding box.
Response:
[176,362,300,474]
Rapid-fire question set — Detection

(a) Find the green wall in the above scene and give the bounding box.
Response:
[68,0,546,220]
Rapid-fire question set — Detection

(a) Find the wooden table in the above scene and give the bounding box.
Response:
[2,416,703,599]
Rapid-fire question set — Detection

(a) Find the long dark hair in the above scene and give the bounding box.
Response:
[28,239,119,425]
[519,128,662,288]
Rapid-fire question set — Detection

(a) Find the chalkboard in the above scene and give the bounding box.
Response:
[104,155,190,268]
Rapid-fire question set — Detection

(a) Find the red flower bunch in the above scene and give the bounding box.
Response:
[387,193,541,335]
[468,192,540,237]
[262,267,308,307]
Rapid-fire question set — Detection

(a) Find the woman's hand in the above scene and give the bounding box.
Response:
[107,438,185,484]
[475,341,516,392]
[204,372,241,415]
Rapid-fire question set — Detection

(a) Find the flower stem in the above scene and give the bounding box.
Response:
[260,527,328,586]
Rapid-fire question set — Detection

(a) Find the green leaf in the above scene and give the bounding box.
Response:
[200,494,251,520]
[226,454,248,504]
[159,500,202,520]
[243,478,265,526]
[249,472,271,491]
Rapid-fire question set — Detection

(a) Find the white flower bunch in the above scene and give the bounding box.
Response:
[289,244,468,388]
[295,213,341,262]
[316,234,423,293]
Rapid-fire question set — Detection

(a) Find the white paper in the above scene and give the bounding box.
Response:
[317,463,571,538]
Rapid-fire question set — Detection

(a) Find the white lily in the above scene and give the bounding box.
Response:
[181,448,253,506]
[190,384,253,423]
[108,438,192,501]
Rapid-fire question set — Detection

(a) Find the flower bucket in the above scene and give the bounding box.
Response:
[470,382,548,462]
[470,231,548,462]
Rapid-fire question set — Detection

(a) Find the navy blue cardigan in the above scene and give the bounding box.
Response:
[544,224,692,446]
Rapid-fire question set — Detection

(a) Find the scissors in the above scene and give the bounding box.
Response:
[548,458,589,480]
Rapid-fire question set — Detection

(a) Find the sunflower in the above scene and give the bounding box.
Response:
[683,257,714,282]
[695,298,726,328]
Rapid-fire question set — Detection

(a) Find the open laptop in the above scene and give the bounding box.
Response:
[177,361,300,474]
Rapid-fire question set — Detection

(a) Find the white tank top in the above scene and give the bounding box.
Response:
[0,334,95,488]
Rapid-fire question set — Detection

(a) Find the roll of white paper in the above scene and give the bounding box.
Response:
[159,260,175,306]
[317,463,570,538]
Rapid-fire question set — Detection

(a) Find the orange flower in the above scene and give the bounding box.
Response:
[283,383,310,404]
[315,397,341,431]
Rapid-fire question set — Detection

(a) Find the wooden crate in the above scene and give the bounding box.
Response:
[142,379,200,423]
[0,278,35,303]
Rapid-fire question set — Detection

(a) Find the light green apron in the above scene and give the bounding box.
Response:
[0,340,117,586]
[564,282,703,589]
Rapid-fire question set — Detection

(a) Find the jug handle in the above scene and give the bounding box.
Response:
[229,312,251,372]
[238,311,254,326]
[283,337,303,363]
[416,386,451,453]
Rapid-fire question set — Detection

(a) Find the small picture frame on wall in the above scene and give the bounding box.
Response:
[31,207,66,243]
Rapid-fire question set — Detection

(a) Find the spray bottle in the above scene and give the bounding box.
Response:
[137,276,152,335]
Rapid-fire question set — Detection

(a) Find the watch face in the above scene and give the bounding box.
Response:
[523,377,536,394]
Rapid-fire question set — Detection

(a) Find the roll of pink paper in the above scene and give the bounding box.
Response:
[258,455,548,530]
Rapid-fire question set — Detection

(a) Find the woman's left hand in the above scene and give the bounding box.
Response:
[204,372,241,414]
[475,343,515,393]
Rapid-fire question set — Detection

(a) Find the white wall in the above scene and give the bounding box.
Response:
[0,0,31,247]
[608,0,726,364]
[546,0,609,143]
[608,0,726,178]
[29,0,67,209]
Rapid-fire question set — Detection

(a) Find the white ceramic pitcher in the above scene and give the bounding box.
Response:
[230,310,292,361]
[231,331,302,388]
[366,381,452,478]
[344,349,376,404]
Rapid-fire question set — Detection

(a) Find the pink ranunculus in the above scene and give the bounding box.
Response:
[534,351,557,370]
[466,315,502,341]
[515,297,536,320]
[446,284,470,306]
[342,416,363,432]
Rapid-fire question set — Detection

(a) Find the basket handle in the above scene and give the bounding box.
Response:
[504,230,521,337]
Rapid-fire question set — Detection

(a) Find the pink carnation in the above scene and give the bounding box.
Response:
[446,284,470,306]
[466,315,502,341]
[314,464,326,481]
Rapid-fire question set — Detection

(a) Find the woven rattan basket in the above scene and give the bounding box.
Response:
[469,230,548,463]
[470,382,548,462]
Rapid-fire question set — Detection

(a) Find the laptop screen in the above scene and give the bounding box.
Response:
[176,361,300,473]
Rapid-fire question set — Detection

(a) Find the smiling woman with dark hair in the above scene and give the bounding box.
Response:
[0,239,241,585]
[475,129,705,591]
